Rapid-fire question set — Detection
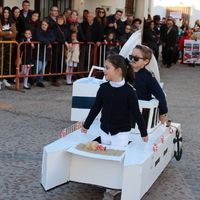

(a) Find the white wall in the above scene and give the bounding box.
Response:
[152,0,200,28]
[4,0,35,10]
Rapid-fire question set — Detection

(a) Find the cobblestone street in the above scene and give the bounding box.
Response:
[0,62,200,200]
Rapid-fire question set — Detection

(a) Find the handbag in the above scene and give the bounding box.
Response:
[57,25,68,58]
[64,45,68,58]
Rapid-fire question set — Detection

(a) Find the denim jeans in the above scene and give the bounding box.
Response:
[34,60,47,83]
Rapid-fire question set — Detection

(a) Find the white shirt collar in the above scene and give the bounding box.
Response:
[109,79,125,88]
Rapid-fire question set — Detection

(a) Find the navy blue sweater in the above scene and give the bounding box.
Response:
[83,82,148,137]
[134,68,168,115]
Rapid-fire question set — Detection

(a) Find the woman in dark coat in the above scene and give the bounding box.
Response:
[25,11,41,37]
[52,14,72,86]
[12,6,24,40]
[94,8,107,35]
[143,20,159,60]
[34,19,55,87]
[67,10,85,42]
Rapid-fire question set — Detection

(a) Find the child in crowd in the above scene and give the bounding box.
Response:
[119,24,133,43]
[81,54,148,199]
[129,45,168,124]
[17,29,34,89]
[104,32,119,54]
[66,32,80,85]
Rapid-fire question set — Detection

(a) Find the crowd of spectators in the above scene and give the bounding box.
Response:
[0,1,140,89]
[0,0,199,89]
[143,14,200,67]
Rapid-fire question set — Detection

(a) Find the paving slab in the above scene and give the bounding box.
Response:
[0,62,199,200]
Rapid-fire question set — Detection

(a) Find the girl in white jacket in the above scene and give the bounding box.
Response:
[66,32,80,85]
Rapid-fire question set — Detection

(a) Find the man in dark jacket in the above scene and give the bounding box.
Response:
[161,20,177,68]
[79,12,103,74]
[20,0,32,29]
[44,6,59,29]
[105,10,125,39]
[81,12,103,45]
[44,6,60,85]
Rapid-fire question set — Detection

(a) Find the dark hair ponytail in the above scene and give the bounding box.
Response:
[106,55,135,84]
[125,62,135,84]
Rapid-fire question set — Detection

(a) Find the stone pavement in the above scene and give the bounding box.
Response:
[0,62,200,200]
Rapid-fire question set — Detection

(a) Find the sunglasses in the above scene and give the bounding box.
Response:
[99,11,105,13]
[129,55,147,62]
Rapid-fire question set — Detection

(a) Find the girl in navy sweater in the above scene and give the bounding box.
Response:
[81,54,148,145]
[81,54,148,199]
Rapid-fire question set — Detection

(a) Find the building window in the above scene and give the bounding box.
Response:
[166,6,191,23]
[35,0,71,19]
[125,0,135,16]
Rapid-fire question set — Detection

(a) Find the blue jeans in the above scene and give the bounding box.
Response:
[34,60,47,83]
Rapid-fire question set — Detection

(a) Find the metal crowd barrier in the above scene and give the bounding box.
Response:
[97,42,124,67]
[15,41,97,90]
[0,41,18,78]
[1,41,124,90]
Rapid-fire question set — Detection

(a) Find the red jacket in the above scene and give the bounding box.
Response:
[178,36,190,51]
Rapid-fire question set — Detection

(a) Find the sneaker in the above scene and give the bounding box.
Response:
[37,82,45,87]
[2,79,11,87]
[102,189,121,200]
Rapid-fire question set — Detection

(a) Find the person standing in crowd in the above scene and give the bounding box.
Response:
[66,32,80,85]
[104,32,119,53]
[161,20,177,68]
[181,19,190,30]
[63,8,71,23]
[94,8,107,34]
[193,19,200,32]
[119,24,133,43]
[178,31,190,63]
[79,12,103,74]
[143,20,159,60]
[53,14,72,86]
[25,11,41,36]
[95,7,101,16]
[132,18,142,33]
[0,6,17,87]
[67,10,85,79]
[130,45,168,124]
[44,6,59,29]
[161,17,166,24]
[82,9,89,22]
[153,15,161,37]
[34,19,55,87]
[105,10,124,40]
[176,18,183,30]
[44,6,60,83]
[17,29,34,89]
[0,6,3,15]
[67,10,85,42]
[160,16,170,35]
[123,15,134,27]
[20,0,32,28]
[12,6,24,40]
